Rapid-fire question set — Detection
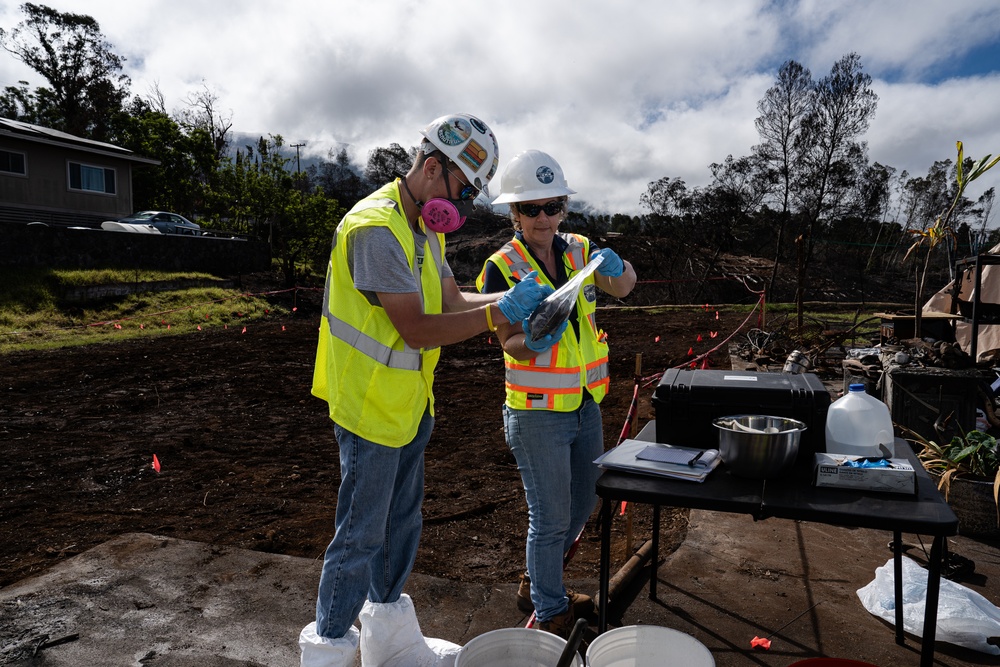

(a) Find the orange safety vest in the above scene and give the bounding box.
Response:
[476,233,609,411]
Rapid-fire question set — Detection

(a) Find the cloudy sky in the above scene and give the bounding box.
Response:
[2,0,1000,216]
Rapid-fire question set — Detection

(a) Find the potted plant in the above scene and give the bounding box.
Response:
[913,428,1000,538]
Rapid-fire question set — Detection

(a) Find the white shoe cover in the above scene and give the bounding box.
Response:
[359,594,461,667]
[299,622,360,667]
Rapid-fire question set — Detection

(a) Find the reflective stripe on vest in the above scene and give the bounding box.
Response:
[497,244,534,281]
[586,357,609,387]
[352,197,398,213]
[322,270,422,371]
[319,203,444,365]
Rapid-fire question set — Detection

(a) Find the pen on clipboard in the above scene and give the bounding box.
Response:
[687,450,705,467]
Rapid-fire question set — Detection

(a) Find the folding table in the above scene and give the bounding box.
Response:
[596,422,958,667]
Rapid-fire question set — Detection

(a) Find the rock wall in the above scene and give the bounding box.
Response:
[0,222,270,276]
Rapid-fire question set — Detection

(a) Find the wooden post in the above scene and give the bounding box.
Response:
[796,234,805,330]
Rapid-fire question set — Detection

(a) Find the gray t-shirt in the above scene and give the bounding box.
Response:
[350,226,453,305]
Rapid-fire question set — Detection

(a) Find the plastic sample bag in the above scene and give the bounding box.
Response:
[857,555,1000,654]
[525,256,603,337]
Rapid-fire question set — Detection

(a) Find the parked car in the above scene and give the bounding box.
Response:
[118,211,201,236]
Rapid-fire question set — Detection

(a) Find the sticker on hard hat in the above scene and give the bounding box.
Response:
[437,118,471,146]
[459,139,488,171]
[470,117,488,134]
[536,166,555,185]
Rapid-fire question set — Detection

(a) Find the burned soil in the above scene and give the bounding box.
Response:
[0,301,758,590]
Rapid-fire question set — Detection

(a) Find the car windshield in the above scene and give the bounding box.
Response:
[129,212,156,220]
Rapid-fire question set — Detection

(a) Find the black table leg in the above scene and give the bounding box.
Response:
[599,497,612,633]
[650,504,660,600]
[919,536,945,667]
[893,531,903,645]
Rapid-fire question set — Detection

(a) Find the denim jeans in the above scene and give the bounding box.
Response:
[314,408,433,639]
[503,397,603,622]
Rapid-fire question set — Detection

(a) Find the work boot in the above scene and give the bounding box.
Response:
[517,573,595,619]
[535,606,576,639]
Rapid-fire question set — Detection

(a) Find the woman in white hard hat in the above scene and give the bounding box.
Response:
[476,149,637,637]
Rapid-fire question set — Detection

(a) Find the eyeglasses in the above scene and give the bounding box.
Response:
[446,165,479,201]
[516,201,565,218]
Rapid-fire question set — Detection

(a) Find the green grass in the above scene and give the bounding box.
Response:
[0,268,287,354]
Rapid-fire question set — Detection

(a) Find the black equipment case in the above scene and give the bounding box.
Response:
[652,369,832,461]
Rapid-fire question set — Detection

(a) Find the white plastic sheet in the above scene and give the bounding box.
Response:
[857,556,1000,654]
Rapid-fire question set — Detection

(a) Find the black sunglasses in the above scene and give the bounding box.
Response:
[516,201,565,217]
[445,165,479,201]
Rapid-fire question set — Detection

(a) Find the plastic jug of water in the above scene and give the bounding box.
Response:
[824,383,895,458]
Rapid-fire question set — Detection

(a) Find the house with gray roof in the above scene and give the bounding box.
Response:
[0,118,159,227]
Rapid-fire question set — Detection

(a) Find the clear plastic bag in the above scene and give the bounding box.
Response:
[525,256,603,337]
[857,555,1000,654]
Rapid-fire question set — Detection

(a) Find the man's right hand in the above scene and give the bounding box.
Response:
[496,270,553,323]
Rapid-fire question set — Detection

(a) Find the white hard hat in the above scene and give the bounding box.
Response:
[491,149,576,205]
[419,113,499,195]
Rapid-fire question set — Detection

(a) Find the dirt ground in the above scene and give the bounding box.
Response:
[0,296,761,591]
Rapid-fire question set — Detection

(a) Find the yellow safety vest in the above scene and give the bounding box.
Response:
[476,233,609,411]
[312,181,444,447]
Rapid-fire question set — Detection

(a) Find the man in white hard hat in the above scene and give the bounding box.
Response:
[477,149,637,638]
[300,116,556,667]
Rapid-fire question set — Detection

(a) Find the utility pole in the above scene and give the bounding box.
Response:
[291,142,305,174]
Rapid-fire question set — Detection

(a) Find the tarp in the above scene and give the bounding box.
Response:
[923,242,1000,362]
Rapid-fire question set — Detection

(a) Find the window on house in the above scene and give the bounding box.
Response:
[1,149,26,175]
[69,162,116,194]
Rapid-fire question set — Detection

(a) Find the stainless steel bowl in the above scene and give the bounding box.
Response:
[712,415,807,479]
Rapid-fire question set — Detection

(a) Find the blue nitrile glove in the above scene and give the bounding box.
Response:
[522,316,569,354]
[496,270,554,323]
[593,248,624,277]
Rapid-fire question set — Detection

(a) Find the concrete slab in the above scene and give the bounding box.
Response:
[0,533,316,666]
[1,519,998,666]
[607,511,1000,666]
[0,533,527,666]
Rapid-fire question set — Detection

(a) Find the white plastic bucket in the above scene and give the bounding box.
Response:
[586,625,714,667]
[455,628,582,667]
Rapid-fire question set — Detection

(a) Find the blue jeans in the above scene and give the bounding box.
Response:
[314,409,433,639]
[503,397,603,622]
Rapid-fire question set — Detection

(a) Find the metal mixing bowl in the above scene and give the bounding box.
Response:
[712,415,807,479]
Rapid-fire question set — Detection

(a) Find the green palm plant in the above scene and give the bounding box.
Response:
[903,141,1000,339]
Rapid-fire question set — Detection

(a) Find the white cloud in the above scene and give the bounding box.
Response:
[868,73,1000,199]
[2,0,999,214]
